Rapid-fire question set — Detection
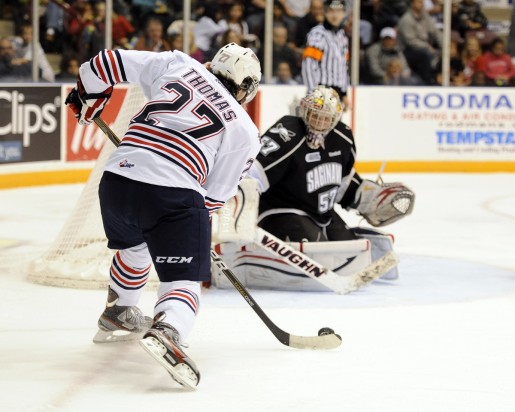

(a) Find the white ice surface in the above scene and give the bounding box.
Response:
[1,173,515,412]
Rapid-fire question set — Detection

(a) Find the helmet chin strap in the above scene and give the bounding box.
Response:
[236,89,246,104]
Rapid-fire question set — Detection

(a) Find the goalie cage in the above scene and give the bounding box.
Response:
[26,85,159,288]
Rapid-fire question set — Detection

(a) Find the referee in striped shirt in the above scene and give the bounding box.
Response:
[302,0,350,111]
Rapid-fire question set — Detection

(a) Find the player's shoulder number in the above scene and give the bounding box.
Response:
[259,136,280,156]
[259,121,298,156]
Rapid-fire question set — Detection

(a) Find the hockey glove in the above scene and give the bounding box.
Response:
[65,77,113,126]
[352,179,415,227]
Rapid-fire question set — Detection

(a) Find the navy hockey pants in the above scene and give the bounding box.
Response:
[99,171,211,282]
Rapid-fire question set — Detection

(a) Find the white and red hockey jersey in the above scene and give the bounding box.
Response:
[79,49,261,214]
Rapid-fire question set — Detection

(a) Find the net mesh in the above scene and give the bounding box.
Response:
[27,86,160,288]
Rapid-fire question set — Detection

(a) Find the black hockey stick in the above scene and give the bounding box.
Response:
[209,250,342,349]
[95,117,121,148]
[93,117,342,350]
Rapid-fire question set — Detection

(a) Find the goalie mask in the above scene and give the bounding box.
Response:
[211,43,262,104]
[299,86,343,149]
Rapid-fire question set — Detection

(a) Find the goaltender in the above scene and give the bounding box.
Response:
[247,86,415,281]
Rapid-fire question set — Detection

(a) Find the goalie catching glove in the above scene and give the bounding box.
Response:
[352,179,415,227]
[65,77,113,125]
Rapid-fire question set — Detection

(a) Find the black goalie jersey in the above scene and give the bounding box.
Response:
[250,115,363,225]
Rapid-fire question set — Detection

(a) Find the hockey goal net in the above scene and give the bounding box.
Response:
[27,85,160,288]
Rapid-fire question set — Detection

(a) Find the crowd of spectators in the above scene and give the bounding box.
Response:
[0,0,513,86]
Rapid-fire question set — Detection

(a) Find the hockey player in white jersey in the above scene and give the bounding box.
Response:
[65,43,262,389]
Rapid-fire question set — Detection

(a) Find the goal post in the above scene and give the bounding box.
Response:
[27,85,161,288]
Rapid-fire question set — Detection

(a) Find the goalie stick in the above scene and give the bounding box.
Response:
[93,117,342,350]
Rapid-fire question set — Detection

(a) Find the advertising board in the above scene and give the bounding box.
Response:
[354,87,515,162]
[0,86,61,163]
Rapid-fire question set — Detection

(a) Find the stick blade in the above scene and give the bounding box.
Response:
[288,333,342,350]
[350,251,399,290]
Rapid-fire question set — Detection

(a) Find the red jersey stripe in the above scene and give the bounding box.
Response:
[123,136,205,183]
[94,54,108,84]
[106,50,121,83]
[130,124,208,176]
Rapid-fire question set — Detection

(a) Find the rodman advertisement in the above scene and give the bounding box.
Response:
[354,87,515,162]
[0,86,61,163]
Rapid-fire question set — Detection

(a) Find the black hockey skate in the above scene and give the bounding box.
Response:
[139,312,200,389]
[93,287,153,343]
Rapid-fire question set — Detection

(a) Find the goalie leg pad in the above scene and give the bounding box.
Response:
[211,178,259,243]
[211,239,372,292]
[353,227,398,280]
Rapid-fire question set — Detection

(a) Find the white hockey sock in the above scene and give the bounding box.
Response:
[109,244,152,307]
[155,280,201,341]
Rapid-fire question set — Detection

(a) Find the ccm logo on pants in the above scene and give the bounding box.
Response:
[155,257,194,263]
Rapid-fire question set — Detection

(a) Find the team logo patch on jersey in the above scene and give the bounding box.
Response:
[305,152,321,163]
[119,159,135,168]
[269,123,295,142]
[329,150,341,157]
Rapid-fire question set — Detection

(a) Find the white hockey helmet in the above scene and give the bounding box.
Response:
[299,86,343,149]
[211,42,262,104]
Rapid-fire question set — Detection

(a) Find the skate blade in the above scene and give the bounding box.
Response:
[93,328,146,343]
[139,337,199,390]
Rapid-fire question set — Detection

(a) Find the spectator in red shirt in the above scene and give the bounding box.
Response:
[66,1,94,54]
[477,37,514,86]
[112,9,135,49]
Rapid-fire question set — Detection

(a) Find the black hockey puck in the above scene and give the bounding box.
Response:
[318,327,335,336]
